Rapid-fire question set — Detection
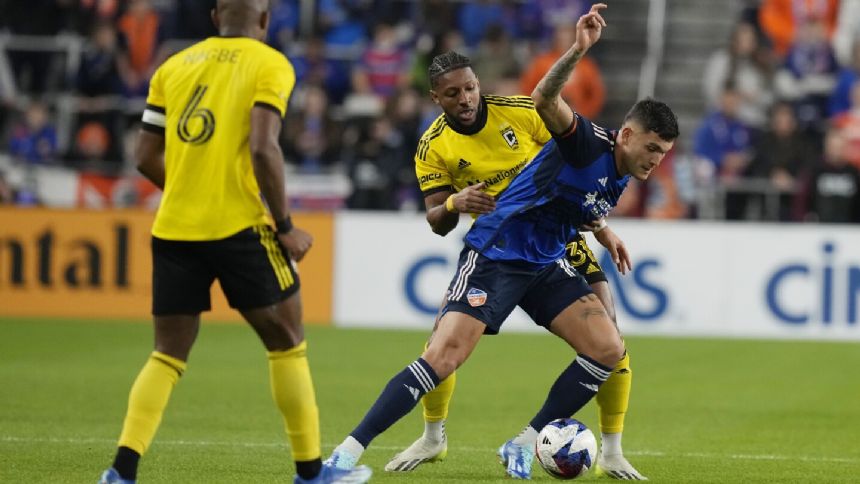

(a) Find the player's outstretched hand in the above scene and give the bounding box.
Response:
[279,227,313,262]
[574,3,607,52]
[452,182,495,214]
[593,225,632,275]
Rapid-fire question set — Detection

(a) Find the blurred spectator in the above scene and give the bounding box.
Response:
[832,80,860,169]
[703,21,775,129]
[116,0,161,97]
[345,117,410,210]
[519,23,605,119]
[412,0,458,39]
[68,121,113,168]
[759,0,838,58]
[9,101,58,165]
[806,129,860,222]
[164,0,217,40]
[694,87,754,219]
[775,19,838,129]
[316,0,371,47]
[351,22,411,100]
[76,22,122,97]
[471,25,520,93]
[828,40,860,117]
[747,102,816,220]
[833,0,860,67]
[457,1,516,48]
[62,0,120,36]
[267,0,300,52]
[292,36,352,104]
[283,85,342,172]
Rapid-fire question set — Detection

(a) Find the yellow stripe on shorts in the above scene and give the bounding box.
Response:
[254,226,294,290]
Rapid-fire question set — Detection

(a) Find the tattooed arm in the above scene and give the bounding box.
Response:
[532,3,607,133]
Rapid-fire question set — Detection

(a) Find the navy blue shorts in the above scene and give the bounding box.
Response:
[442,246,593,334]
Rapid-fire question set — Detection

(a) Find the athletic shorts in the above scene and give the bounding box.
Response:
[442,246,593,334]
[565,232,607,285]
[151,225,300,315]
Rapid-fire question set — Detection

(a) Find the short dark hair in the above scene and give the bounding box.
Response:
[623,98,679,141]
[428,51,472,88]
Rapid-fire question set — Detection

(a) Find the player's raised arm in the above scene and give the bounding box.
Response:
[249,106,312,261]
[532,3,607,133]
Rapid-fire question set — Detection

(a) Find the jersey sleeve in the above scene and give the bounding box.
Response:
[142,65,166,135]
[415,143,453,196]
[552,114,605,168]
[528,108,552,144]
[253,55,296,117]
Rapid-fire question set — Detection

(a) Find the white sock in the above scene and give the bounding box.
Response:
[512,425,539,447]
[423,420,446,443]
[601,432,623,456]
[336,435,366,460]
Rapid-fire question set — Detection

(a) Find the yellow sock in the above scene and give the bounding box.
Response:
[422,371,456,422]
[421,340,456,423]
[118,351,186,454]
[596,350,632,434]
[268,341,321,462]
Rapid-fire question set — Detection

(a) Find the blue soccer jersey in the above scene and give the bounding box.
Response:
[464,114,630,266]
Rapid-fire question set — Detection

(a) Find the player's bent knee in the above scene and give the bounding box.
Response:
[591,333,624,367]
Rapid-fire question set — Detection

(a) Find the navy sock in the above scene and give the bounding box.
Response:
[112,446,140,480]
[350,358,440,448]
[529,354,612,432]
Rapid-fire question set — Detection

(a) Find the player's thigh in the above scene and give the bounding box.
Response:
[212,225,301,312]
[154,314,201,361]
[151,236,215,317]
[551,295,622,367]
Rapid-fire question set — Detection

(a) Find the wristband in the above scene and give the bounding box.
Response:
[593,219,608,233]
[275,216,294,234]
[445,194,457,213]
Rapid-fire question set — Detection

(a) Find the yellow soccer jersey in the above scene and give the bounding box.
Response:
[142,37,295,241]
[415,95,551,211]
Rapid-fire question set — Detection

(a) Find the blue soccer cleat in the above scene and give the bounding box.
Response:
[98,468,135,484]
[498,439,535,479]
[323,448,360,471]
[293,463,372,483]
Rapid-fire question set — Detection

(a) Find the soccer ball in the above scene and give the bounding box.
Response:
[535,418,598,480]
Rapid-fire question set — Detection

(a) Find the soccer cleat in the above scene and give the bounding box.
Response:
[293,464,373,484]
[497,439,535,480]
[323,449,359,471]
[596,453,648,480]
[384,435,448,472]
[98,468,135,484]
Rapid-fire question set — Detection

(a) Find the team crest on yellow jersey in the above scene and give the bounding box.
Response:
[500,125,519,150]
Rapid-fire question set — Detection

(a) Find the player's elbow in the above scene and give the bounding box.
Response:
[531,87,553,111]
[250,144,279,170]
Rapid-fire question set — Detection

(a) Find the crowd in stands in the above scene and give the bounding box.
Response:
[693,0,860,223]
[0,0,858,223]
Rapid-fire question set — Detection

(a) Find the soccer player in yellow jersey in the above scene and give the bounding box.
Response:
[97,2,371,483]
[385,50,646,480]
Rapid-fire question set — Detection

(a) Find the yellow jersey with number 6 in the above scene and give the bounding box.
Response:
[142,36,295,241]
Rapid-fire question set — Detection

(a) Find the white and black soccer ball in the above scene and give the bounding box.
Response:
[535,418,598,480]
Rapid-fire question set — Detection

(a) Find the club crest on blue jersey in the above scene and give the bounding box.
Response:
[467,288,488,307]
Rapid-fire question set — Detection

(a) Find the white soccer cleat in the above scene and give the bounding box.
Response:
[384,435,448,472]
[596,453,648,480]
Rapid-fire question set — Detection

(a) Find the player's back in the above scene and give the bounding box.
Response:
[143,37,295,241]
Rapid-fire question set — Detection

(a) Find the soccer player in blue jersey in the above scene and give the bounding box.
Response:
[327,3,678,479]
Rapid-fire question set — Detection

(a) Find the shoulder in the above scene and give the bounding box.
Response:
[416,115,448,161]
[484,95,536,110]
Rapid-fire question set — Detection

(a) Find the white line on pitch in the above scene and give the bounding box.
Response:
[1,436,858,464]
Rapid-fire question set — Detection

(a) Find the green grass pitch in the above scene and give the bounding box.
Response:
[1,318,859,483]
